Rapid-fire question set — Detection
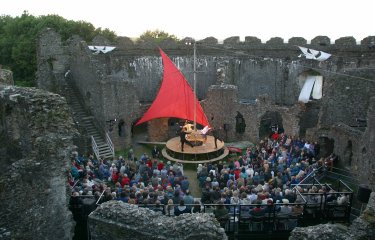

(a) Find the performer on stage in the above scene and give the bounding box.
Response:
[179,127,194,152]
[212,126,224,148]
[199,125,211,141]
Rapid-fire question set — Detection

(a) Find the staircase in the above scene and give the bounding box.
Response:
[63,82,114,159]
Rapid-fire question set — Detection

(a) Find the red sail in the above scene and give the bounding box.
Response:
[136,48,209,127]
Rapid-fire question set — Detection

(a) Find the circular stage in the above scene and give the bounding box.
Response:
[162,135,229,164]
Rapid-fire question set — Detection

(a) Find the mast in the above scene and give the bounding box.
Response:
[193,41,197,131]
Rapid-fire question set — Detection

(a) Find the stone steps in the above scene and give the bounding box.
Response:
[63,83,114,160]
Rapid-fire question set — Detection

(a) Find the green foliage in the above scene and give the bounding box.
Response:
[137,29,179,44]
[0,11,117,86]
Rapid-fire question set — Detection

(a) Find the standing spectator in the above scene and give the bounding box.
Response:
[183,190,194,208]
[152,146,160,159]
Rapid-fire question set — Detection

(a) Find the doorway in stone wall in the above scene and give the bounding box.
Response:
[131,119,148,142]
[259,111,283,140]
[168,118,182,139]
[318,136,335,158]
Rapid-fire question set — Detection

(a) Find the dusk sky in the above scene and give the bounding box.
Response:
[4,0,374,43]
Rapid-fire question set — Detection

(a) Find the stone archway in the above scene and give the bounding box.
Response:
[130,118,148,142]
[259,111,283,140]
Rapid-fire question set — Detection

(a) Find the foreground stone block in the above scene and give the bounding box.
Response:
[89,201,228,240]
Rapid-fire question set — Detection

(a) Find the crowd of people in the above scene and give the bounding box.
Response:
[68,146,199,216]
[68,130,349,230]
[196,131,351,229]
[198,133,321,203]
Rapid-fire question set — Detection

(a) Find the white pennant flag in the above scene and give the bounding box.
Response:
[88,46,116,54]
[298,46,331,61]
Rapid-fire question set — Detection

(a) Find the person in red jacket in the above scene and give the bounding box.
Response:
[157,160,165,171]
[120,174,130,187]
[233,167,241,179]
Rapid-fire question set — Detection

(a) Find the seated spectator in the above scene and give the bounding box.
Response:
[174,199,190,216]
[279,199,292,215]
[151,200,164,214]
[117,191,129,203]
[214,201,229,227]
[191,200,202,213]
[164,199,175,216]
[70,160,81,179]
[337,194,348,205]
[250,200,265,216]
[264,199,277,214]
[291,201,304,215]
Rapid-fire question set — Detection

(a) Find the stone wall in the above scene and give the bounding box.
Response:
[0,85,77,239]
[306,96,375,188]
[318,74,375,129]
[358,97,375,187]
[36,28,70,94]
[202,84,301,143]
[148,118,169,142]
[89,201,227,240]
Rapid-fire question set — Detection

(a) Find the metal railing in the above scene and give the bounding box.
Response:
[105,132,115,157]
[91,136,100,160]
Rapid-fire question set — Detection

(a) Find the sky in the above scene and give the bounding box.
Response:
[3,0,374,43]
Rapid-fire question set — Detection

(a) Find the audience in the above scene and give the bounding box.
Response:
[68,131,351,232]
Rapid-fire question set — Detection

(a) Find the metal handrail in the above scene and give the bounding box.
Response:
[91,136,99,160]
[70,180,79,190]
[105,132,115,157]
[292,166,323,190]
[96,189,106,205]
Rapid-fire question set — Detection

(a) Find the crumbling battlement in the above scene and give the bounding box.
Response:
[117,35,375,49]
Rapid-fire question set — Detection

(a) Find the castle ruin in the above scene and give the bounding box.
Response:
[36,28,375,187]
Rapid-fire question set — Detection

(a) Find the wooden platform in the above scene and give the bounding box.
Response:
[165,135,224,154]
[162,135,228,163]
[162,147,229,164]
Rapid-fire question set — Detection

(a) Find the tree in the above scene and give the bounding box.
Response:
[137,29,179,44]
[0,11,117,86]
